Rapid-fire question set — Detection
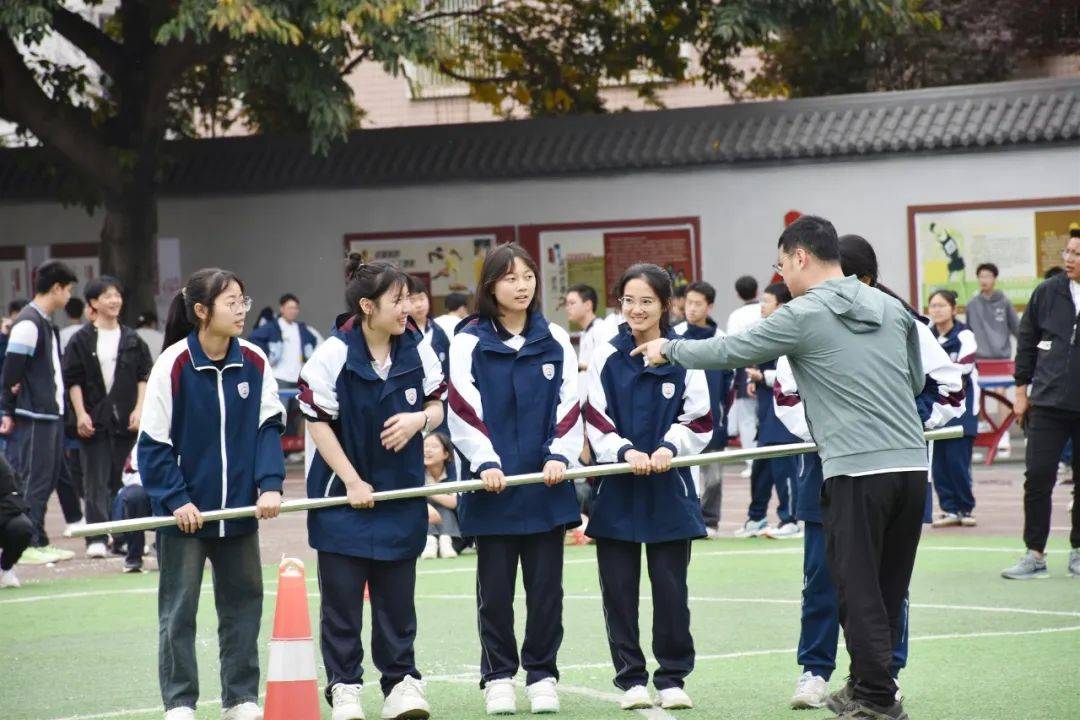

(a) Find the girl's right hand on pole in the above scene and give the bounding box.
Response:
[481,467,507,493]
[173,503,203,534]
[347,480,376,509]
[624,449,652,476]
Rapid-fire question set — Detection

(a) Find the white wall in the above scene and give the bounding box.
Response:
[2,145,1077,330]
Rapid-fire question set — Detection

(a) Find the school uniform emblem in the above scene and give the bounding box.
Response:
[405,388,418,405]
[661,382,675,399]
[237,382,250,399]
[542,363,556,380]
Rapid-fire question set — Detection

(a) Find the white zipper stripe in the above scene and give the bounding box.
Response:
[216,369,228,538]
[324,472,338,497]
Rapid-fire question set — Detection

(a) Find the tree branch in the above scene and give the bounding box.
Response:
[142,32,229,142]
[0,36,123,193]
[50,6,124,80]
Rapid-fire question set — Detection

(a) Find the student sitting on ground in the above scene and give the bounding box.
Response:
[110,452,153,573]
[422,432,460,559]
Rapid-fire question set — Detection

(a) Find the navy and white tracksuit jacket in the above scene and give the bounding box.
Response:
[248,317,322,374]
[672,319,732,450]
[929,321,979,515]
[447,312,584,537]
[298,314,445,561]
[137,333,286,539]
[583,324,712,544]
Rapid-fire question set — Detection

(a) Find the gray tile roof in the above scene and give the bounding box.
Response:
[2,76,1078,200]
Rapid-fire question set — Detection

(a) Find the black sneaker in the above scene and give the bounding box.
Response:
[825,681,854,714]
[123,561,144,574]
[836,699,909,720]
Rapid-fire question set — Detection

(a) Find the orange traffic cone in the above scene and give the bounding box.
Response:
[264,557,321,720]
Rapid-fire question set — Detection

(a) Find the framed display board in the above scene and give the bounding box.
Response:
[345,226,516,316]
[908,196,1080,311]
[518,217,702,330]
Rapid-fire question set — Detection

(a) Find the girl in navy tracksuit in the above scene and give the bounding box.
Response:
[407,274,451,434]
[298,258,444,719]
[448,244,583,715]
[927,289,979,526]
[584,264,712,711]
[138,269,286,720]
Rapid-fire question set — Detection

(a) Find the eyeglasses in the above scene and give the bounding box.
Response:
[619,296,658,310]
[1062,249,1080,261]
[224,296,253,315]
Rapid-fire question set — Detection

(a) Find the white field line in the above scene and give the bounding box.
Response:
[41,625,1080,720]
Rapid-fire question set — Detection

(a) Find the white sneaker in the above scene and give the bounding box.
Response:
[484,678,517,715]
[438,535,458,559]
[382,676,430,719]
[421,535,438,560]
[63,518,86,537]
[164,708,196,720]
[657,687,693,710]
[619,686,653,710]
[931,513,961,528]
[0,569,20,589]
[526,677,559,714]
[765,522,803,539]
[42,545,75,561]
[894,679,903,703]
[331,683,366,720]
[222,702,263,720]
[705,527,720,540]
[734,518,768,538]
[790,671,828,709]
[86,542,108,559]
[739,465,753,479]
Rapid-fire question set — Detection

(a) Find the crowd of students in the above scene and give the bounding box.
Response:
[0,221,1074,720]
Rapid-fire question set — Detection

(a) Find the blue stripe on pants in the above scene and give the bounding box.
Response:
[798,521,910,680]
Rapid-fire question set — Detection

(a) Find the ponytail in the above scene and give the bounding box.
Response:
[162,268,246,348]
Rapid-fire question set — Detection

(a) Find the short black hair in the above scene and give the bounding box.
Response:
[444,292,470,313]
[976,263,999,278]
[279,293,299,306]
[136,310,158,328]
[672,284,688,299]
[84,275,122,305]
[763,281,792,304]
[734,275,758,301]
[1044,266,1064,279]
[64,297,85,320]
[838,234,879,285]
[684,281,716,305]
[405,274,430,297]
[34,260,78,295]
[476,244,540,320]
[7,299,27,316]
[566,284,598,312]
[777,215,840,264]
[928,288,958,308]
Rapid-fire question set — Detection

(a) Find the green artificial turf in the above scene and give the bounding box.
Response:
[2,535,1077,720]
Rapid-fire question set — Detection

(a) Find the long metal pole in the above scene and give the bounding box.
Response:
[71,427,962,537]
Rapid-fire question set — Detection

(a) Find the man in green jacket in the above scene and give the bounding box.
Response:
[634,216,926,720]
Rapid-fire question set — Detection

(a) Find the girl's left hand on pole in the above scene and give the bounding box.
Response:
[542,459,567,486]
[650,446,674,473]
[255,490,282,520]
[380,411,425,452]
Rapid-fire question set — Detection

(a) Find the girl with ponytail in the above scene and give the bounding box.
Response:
[138,268,286,720]
[298,254,445,719]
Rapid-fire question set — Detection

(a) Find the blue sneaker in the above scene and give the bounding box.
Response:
[734,518,769,538]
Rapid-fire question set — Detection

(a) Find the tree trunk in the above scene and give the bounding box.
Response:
[99,182,159,326]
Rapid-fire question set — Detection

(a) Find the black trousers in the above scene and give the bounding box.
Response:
[60,443,85,524]
[317,551,420,699]
[820,471,925,709]
[13,418,70,547]
[475,529,565,687]
[81,432,135,545]
[0,512,33,570]
[1023,406,1080,552]
[595,537,694,691]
